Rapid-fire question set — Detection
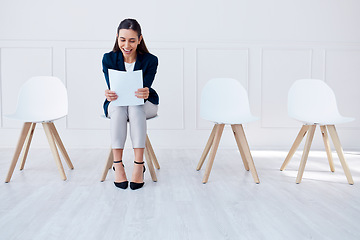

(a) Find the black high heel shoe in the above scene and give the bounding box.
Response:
[113,160,128,189]
[130,161,146,190]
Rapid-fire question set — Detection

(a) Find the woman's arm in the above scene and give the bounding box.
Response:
[102,53,119,101]
[136,55,158,99]
[142,55,158,89]
[102,54,111,90]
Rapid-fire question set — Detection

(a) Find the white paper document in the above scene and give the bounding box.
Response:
[109,69,144,106]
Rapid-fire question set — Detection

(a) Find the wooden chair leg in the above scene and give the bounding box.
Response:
[144,145,157,182]
[5,122,32,183]
[48,122,74,169]
[327,125,354,185]
[231,124,250,171]
[296,125,316,184]
[146,134,160,170]
[320,125,335,172]
[197,124,217,171]
[202,124,224,183]
[281,125,310,171]
[233,124,260,184]
[42,123,67,181]
[19,123,36,170]
[108,149,114,169]
[101,148,113,182]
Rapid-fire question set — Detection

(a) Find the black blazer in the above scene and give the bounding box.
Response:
[102,51,159,117]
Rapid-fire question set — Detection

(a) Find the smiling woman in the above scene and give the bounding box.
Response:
[102,19,159,191]
[112,19,149,55]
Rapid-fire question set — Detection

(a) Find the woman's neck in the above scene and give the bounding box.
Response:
[123,54,137,64]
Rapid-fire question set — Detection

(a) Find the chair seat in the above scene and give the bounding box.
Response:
[200,78,258,126]
[288,79,355,126]
[291,114,355,125]
[100,114,158,121]
[207,115,259,125]
[5,113,66,123]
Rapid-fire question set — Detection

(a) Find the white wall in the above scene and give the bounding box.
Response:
[1,0,360,150]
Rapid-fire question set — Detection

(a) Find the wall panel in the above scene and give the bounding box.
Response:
[325,49,360,129]
[148,48,184,130]
[66,48,108,129]
[261,49,313,128]
[196,48,249,129]
[1,47,52,128]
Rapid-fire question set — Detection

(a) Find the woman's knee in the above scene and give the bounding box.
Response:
[144,101,158,119]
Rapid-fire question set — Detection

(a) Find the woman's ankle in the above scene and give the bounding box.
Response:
[113,161,127,181]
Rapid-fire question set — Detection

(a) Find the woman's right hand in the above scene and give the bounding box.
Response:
[105,90,118,101]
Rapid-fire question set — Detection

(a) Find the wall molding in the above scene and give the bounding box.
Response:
[1,41,360,148]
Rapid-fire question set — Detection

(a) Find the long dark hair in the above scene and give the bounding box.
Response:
[112,19,149,54]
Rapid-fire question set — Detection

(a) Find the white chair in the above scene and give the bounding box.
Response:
[196,78,260,184]
[280,79,354,184]
[4,76,74,183]
[100,115,160,182]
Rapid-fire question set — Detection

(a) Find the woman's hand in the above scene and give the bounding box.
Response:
[135,87,149,99]
[105,90,118,101]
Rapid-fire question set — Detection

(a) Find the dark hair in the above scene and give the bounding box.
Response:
[112,19,149,54]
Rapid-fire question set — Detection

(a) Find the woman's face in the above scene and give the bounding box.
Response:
[117,29,142,60]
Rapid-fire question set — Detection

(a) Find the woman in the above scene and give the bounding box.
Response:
[102,19,159,190]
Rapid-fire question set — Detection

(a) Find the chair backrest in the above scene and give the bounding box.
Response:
[9,76,68,122]
[200,78,258,124]
[288,79,354,124]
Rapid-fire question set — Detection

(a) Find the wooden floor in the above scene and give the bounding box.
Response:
[0,148,360,240]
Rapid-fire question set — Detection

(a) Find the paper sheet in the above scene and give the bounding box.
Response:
[109,69,144,106]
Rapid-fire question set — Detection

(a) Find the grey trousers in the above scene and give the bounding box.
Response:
[109,101,158,149]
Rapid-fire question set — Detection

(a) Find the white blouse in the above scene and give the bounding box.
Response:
[124,62,135,72]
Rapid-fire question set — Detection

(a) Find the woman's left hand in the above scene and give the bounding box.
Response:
[135,87,149,99]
